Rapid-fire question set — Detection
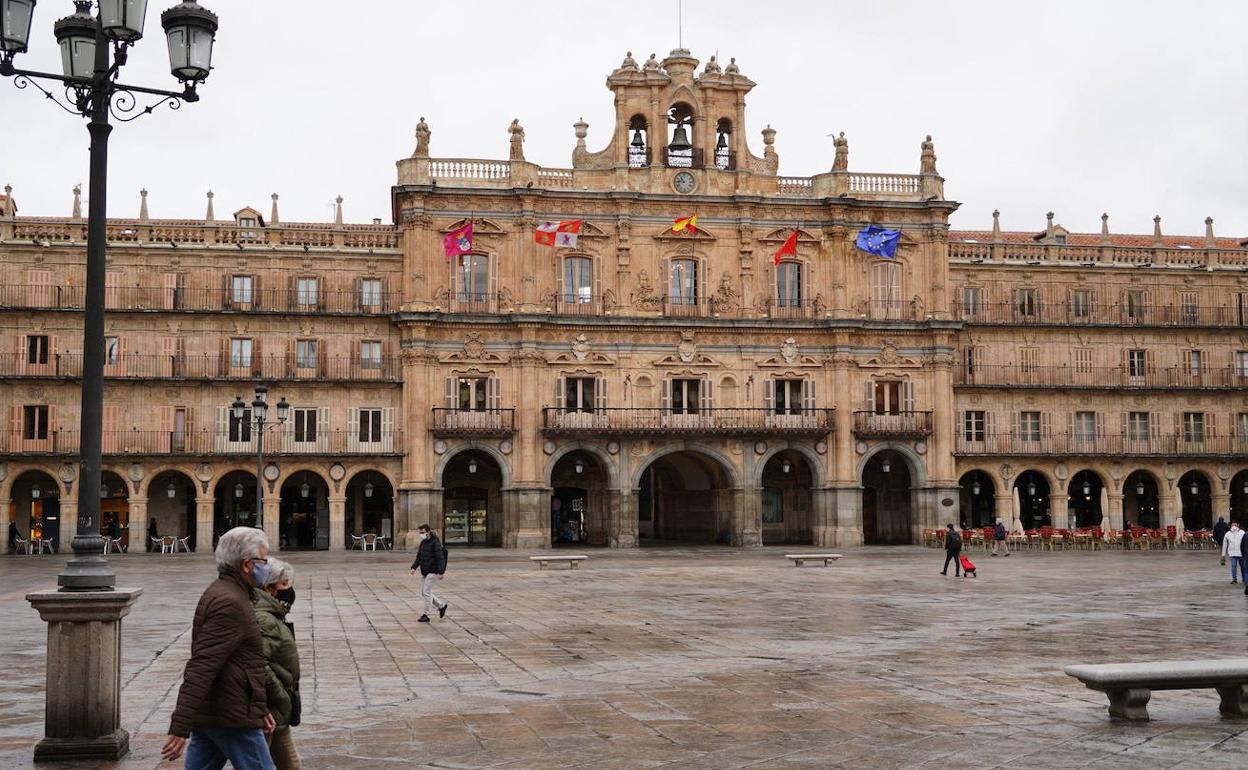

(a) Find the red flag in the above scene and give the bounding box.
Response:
[443,221,473,259]
[774,229,799,265]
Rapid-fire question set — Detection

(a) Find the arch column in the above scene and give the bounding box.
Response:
[329,496,346,550]
[196,499,214,552]
[400,486,441,550]
[1051,493,1070,529]
[610,488,638,548]
[993,490,1011,527]
[1160,493,1178,529]
[1213,491,1230,523]
[1107,493,1124,531]
[1,498,10,553]
[502,487,549,549]
[812,487,837,547]
[127,498,148,554]
[263,498,280,551]
[733,487,760,547]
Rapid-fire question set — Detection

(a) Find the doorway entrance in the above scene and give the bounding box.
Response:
[442,450,503,546]
[862,450,913,544]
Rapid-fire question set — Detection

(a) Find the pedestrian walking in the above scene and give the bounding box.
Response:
[992,518,1009,557]
[1222,522,1245,585]
[254,558,301,770]
[941,523,962,577]
[1213,516,1229,565]
[409,523,448,622]
[7,520,17,552]
[148,517,159,552]
[162,526,275,769]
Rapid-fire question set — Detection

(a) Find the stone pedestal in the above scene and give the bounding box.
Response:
[195,499,215,553]
[26,588,143,762]
[328,496,346,551]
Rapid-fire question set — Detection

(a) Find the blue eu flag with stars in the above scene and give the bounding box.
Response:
[855,225,901,258]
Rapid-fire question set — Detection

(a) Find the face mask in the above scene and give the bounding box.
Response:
[249,559,270,588]
[275,587,296,607]
[419,532,428,540]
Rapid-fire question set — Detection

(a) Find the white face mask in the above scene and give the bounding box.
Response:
[419,532,429,540]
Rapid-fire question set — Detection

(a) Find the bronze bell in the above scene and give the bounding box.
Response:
[715,132,728,151]
[668,124,693,152]
[630,129,645,148]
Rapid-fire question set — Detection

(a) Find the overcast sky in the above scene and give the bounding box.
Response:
[3,0,1246,237]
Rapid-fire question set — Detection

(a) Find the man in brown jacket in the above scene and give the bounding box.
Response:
[162,527,276,769]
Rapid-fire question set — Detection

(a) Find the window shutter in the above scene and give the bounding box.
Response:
[487,376,501,410]
[16,335,26,375]
[1120,412,1128,439]
[802,378,816,412]
[593,258,602,308]
[444,376,456,409]
[902,381,915,413]
[661,379,672,412]
[1066,411,1074,438]
[703,377,714,411]
[317,338,327,377]
[318,407,330,449]
[1173,412,1181,440]
[1095,412,1105,438]
[286,339,295,374]
[222,273,232,309]
[9,405,21,448]
[353,277,362,312]
[101,404,117,453]
[287,275,297,310]
[957,409,965,439]
[347,407,359,451]
[160,337,176,377]
[159,406,173,453]
[162,272,177,310]
[252,274,263,310]
[382,278,391,311]
[1040,411,1051,438]
[317,275,326,311]
[764,379,775,412]
[118,336,127,376]
[595,376,608,412]
[985,411,996,439]
[215,405,227,451]
[48,404,56,436]
[185,407,197,452]
[1015,411,1023,437]
[864,380,874,412]
[1208,412,1217,437]
[220,337,229,375]
[489,254,499,307]
[105,271,120,309]
[556,258,565,303]
[252,338,263,377]
[555,377,566,410]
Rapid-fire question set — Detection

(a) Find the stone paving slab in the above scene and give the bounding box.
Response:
[1,546,1247,769]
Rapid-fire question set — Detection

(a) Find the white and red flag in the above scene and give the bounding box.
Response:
[535,220,582,248]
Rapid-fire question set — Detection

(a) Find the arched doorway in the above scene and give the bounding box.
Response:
[959,470,996,528]
[345,471,394,545]
[862,450,914,544]
[1178,470,1213,531]
[214,470,258,544]
[100,470,131,550]
[8,470,61,552]
[637,450,735,545]
[760,451,814,545]
[280,471,329,550]
[1067,470,1105,528]
[1014,471,1051,530]
[442,450,503,546]
[1124,470,1160,529]
[550,451,607,546]
[1231,470,1248,523]
[148,470,197,552]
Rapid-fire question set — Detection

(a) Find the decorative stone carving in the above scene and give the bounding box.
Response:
[543,440,557,455]
[58,463,77,483]
[602,288,617,312]
[832,131,848,172]
[606,441,619,455]
[500,440,513,455]
[920,134,938,175]
[508,119,525,161]
[702,55,721,74]
[498,286,514,309]
[855,441,868,455]
[780,338,799,365]
[754,441,768,455]
[572,334,591,361]
[433,440,447,454]
[465,334,486,359]
[329,463,346,481]
[0,461,5,483]
[413,117,431,157]
[1054,463,1069,481]
[915,441,928,455]
[618,51,638,71]
[678,330,697,363]
[999,464,1014,481]
[815,440,827,454]
[632,270,661,310]
[710,273,738,313]
[401,347,438,365]
[127,464,144,483]
[643,53,660,70]
[195,464,213,482]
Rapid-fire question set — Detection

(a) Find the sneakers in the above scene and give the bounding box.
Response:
[991,553,998,557]
[439,603,448,618]
[417,614,430,623]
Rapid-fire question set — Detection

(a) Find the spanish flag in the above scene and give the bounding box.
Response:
[671,214,698,234]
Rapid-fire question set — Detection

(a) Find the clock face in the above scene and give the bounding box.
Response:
[673,171,696,194]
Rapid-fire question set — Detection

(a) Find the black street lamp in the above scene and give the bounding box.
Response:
[232,385,289,528]
[2,0,219,590]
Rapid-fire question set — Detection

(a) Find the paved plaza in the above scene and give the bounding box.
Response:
[1,546,1247,769]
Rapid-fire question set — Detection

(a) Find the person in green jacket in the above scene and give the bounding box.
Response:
[254,557,301,770]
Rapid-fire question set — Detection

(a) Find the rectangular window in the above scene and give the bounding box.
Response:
[669,259,699,305]
[1019,411,1041,442]
[1183,412,1205,443]
[1180,292,1198,324]
[1074,348,1093,373]
[1239,293,1248,327]
[873,380,903,415]
[670,378,702,415]
[360,341,382,370]
[1126,290,1146,321]
[565,377,597,413]
[293,408,318,443]
[1015,288,1037,317]
[1071,289,1093,319]
[776,262,801,307]
[1236,351,1248,378]
[360,278,383,308]
[1127,349,1146,378]
[296,339,318,369]
[231,275,253,304]
[296,277,319,307]
[965,347,977,377]
[1019,347,1039,374]
[104,336,120,365]
[22,405,49,440]
[1239,413,1248,445]
[26,335,49,365]
[1074,411,1096,441]
[358,408,383,442]
[774,379,804,415]
[963,410,985,442]
[1127,412,1150,441]
[1188,350,1203,376]
[962,287,983,317]
[457,377,489,411]
[228,408,252,443]
[230,338,252,369]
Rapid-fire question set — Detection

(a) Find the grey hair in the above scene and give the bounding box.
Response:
[214,526,268,571]
[265,557,295,588]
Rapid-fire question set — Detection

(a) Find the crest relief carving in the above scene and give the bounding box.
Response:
[757,337,820,368]
[439,332,508,364]
[548,333,615,365]
[860,338,920,368]
[653,329,719,367]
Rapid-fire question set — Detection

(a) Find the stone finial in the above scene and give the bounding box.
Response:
[334,195,343,225]
[71,185,82,219]
[508,118,525,162]
[1153,214,1163,245]
[919,134,938,175]
[270,193,280,225]
[413,116,430,158]
[1045,211,1055,240]
[724,56,740,74]
[1100,212,1110,245]
[832,131,848,172]
[991,209,1002,242]
[139,188,149,221]
[1204,216,1215,247]
[761,125,778,173]
[206,190,215,221]
[573,117,588,147]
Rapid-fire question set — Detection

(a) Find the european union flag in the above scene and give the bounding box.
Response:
[855,225,901,258]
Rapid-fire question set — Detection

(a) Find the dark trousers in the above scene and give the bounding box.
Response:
[943,551,962,576]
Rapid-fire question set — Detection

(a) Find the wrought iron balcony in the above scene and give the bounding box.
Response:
[0,354,402,382]
[3,429,403,457]
[430,408,516,437]
[541,407,834,437]
[952,300,1248,328]
[955,364,1248,390]
[852,410,934,438]
[955,432,1248,457]
[0,283,397,315]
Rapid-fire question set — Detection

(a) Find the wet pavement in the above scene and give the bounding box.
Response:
[1,545,1247,769]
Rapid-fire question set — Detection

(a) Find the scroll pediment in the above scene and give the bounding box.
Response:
[439,350,508,364]
[652,225,718,242]
[441,217,507,235]
[579,221,609,238]
[859,338,920,368]
[757,355,820,368]
[549,351,615,365]
[653,352,720,367]
[760,227,819,243]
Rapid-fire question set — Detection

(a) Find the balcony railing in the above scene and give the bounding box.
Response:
[949,239,1248,269]
[956,432,1248,457]
[766,298,820,320]
[662,147,705,169]
[953,300,1248,328]
[865,300,921,321]
[430,408,516,437]
[4,429,402,456]
[0,354,402,382]
[0,284,398,315]
[853,411,934,437]
[541,407,835,437]
[956,365,1248,390]
[6,217,399,249]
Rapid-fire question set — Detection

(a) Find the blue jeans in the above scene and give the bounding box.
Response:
[185,727,275,770]
[1231,556,1246,583]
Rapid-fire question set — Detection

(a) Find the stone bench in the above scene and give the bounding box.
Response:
[1064,659,1248,721]
[785,553,842,567]
[530,555,588,570]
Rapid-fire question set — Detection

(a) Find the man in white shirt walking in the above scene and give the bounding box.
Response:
[1222,522,1245,586]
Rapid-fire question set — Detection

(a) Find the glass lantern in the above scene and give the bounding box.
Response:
[1,0,38,54]
[161,0,217,83]
[53,1,96,80]
[99,0,147,42]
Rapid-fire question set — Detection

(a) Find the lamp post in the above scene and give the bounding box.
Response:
[3,0,219,591]
[232,385,289,530]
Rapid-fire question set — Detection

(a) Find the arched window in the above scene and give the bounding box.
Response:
[714,118,734,170]
[869,260,902,319]
[628,115,649,168]
[776,261,802,309]
[665,103,697,168]
[562,256,593,304]
[669,258,698,306]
